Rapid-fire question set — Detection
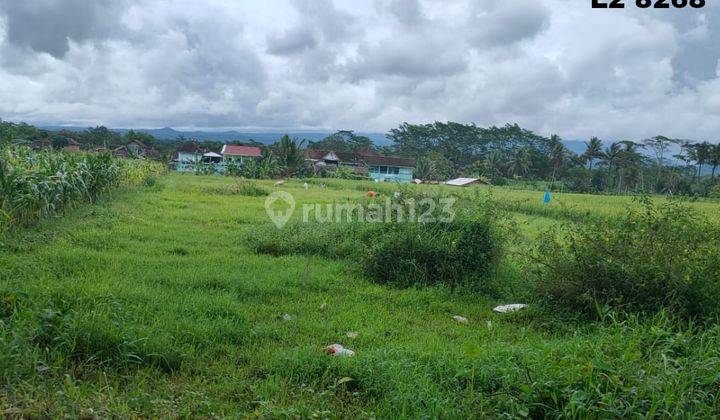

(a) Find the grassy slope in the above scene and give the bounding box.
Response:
[1,173,718,417]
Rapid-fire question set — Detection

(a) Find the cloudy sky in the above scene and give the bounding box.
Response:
[0,0,718,141]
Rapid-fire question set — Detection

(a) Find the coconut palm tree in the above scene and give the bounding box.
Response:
[599,142,623,191]
[485,150,505,177]
[709,143,720,179]
[548,135,567,184]
[583,137,603,171]
[694,142,713,178]
[508,148,531,178]
[414,157,437,180]
[274,135,307,177]
[616,141,645,193]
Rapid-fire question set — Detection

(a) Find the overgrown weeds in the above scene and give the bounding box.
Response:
[534,197,720,320]
[205,179,269,196]
[246,193,507,290]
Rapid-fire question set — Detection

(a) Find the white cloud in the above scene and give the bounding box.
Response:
[0,0,719,141]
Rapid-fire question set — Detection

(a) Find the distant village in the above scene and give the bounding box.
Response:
[30,137,425,184]
[175,142,418,183]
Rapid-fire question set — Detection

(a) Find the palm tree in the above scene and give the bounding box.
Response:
[485,150,505,177]
[274,135,306,177]
[548,135,566,184]
[508,148,531,178]
[694,142,712,178]
[709,143,720,179]
[599,142,623,190]
[414,157,437,180]
[583,137,603,170]
[616,141,645,193]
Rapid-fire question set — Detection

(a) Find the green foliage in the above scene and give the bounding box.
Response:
[206,179,269,196]
[362,219,499,289]
[246,194,503,290]
[274,135,308,177]
[2,174,720,417]
[0,145,164,231]
[414,151,454,180]
[308,130,373,153]
[535,198,720,319]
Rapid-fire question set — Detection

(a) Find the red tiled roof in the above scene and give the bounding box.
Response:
[306,149,326,160]
[222,145,262,157]
[307,149,415,167]
[178,142,199,153]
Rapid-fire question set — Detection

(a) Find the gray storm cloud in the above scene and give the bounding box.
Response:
[0,0,129,57]
[0,0,718,141]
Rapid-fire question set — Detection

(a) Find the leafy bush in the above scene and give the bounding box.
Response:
[535,198,720,319]
[361,220,499,289]
[205,179,269,196]
[245,195,504,290]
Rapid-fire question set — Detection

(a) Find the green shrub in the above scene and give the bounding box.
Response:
[535,198,720,319]
[245,197,504,290]
[245,222,375,258]
[206,179,269,197]
[362,220,498,289]
[232,179,269,196]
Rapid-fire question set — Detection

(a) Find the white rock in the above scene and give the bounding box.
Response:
[492,304,527,313]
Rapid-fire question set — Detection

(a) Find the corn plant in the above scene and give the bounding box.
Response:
[0,145,164,231]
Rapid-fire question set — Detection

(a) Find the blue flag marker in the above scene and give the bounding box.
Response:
[543,191,552,204]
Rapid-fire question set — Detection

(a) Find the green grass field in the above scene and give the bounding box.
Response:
[1,173,719,417]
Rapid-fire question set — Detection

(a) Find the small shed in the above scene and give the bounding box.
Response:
[445,177,487,187]
[203,152,223,163]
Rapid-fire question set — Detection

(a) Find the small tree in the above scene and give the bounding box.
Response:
[274,135,307,177]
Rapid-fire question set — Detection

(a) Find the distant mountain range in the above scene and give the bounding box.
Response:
[41,125,392,146]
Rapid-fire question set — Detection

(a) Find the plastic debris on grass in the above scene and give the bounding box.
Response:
[346,331,358,339]
[325,344,355,357]
[366,191,377,198]
[282,313,292,320]
[493,304,527,313]
[452,315,469,324]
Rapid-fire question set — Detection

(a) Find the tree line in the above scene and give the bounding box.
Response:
[387,122,720,196]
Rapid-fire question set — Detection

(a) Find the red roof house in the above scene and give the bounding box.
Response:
[221,145,263,163]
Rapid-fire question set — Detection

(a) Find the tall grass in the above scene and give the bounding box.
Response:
[0,145,163,231]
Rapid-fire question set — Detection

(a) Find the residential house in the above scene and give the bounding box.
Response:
[114,140,160,160]
[307,148,415,183]
[30,140,52,150]
[176,142,201,172]
[112,145,131,159]
[221,145,262,164]
[63,139,81,153]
